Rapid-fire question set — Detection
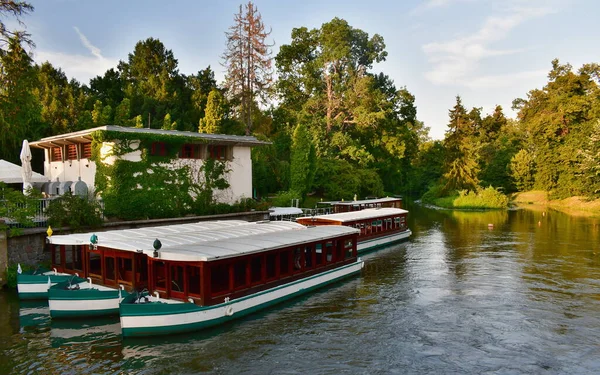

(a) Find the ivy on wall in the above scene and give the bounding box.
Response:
[90,130,233,220]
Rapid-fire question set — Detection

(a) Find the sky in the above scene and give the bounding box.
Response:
[14,0,600,139]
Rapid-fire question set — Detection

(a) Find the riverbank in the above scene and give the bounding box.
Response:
[511,190,600,217]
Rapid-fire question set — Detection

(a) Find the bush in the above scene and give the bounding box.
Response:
[46,192,103,231]
[271,190,302,207]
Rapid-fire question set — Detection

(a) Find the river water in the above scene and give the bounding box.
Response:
[2,203,600,374]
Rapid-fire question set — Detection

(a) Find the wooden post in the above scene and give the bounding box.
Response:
[0,220,7,287]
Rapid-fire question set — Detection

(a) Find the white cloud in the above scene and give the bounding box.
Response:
[33,27,118,84]
[463,69,547,89]
[422,5,555,87]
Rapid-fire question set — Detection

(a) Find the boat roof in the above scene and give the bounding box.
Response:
[332,197,402,206]
[157,225,359,262]
[48,221,303,248]
[297,207,408,223]
[269,207,303,216]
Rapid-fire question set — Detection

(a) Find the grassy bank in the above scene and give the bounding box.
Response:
[511,191,600,217]
[424,186,509,209]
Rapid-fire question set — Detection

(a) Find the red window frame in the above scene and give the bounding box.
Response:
[151,142,167,156]
[51,147,62,162]
[180,144,201,159]
[208,145,227,160]
[81,143,92,159]
[66,144,78,160]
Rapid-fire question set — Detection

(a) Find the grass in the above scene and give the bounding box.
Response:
[511,191,600,217]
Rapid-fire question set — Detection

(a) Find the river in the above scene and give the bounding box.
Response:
[2,203,600,374]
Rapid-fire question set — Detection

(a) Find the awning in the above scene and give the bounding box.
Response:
[0,159,48,184]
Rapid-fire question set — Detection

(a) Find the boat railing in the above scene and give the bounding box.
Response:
[0,197,105,228]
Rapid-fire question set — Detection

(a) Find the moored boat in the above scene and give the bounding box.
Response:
[45,220,315,319]
[17,265,73,300]
[296,207,411,253]
[119,225,362,337]
[48,276,125,318]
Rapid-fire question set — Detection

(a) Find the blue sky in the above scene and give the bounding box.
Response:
[18,0,600,139]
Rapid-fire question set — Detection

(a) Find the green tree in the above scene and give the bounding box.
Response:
[0,36,42,162]
[289,122,316,199]
[114,98,131,126]
[199,89,225,134]
[510,149,536,191]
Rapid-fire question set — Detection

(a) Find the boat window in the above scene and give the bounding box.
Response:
[52,245,62,268]
[325,241,334,263]
[279,251,290,276]
[154,261,167,291]
[335,240,343,261]
[210,263,229,295]
[64,245,83,272]
[233,260,247,289]
[117,257,133,284]
[293,248,302,271]
[304,246,313,269]
[315,244,323,266]
[105,256,116,282]
[399,216,406,230]
[170,264,185,293]
[394,217,401,227]
[266,253,277,280]
[89,252,101,277]
[250,257,262,284]
[344,239,354,259]
[187,266,201,296]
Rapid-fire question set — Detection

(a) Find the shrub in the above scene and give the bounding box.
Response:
[46,192,103,231]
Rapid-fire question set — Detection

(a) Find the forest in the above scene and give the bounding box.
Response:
[1,2,600,211]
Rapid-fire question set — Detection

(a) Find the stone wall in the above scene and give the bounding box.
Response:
[7,211,270,267]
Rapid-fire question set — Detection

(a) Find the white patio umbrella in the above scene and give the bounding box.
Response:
[20,139,33,193]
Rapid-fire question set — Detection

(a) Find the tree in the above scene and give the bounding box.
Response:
[222,1,273,135]
[289,122,316,200]
[0,36,41,162]
[510,149,536,191]
[441,96,480,193]
[199,89,225,134]
[0,1,34,49]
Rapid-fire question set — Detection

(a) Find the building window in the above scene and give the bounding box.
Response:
[81,143,92,159]
[150,142,167,156]
[66,144,78,160]
[51,147,62,162]
[208,145,229,160]
[180,144,202,159]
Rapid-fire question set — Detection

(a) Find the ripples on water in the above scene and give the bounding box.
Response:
[2,206,600,374]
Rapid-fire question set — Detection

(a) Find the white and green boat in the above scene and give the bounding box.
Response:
[120,225,362,337]
[296,207,412,253]
[48,276,125,318]
[17,265,73,300]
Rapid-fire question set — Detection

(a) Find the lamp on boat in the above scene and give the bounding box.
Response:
[89,233,98,251]
[153,238,162,258]
[46,226,53,244]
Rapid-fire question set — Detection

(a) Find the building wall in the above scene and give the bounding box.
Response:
[42,140,254,204]
[44,149,97,195]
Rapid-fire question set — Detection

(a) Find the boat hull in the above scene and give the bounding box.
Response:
[17,273,73,300]
[48,282,123,318]
[120,259,364,337]
[357,229,412,254]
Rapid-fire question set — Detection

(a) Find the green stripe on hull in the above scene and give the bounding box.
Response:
[121,268,360,337]
[50,308,119,319]
[18,292,49,300]
[358,231,411,255]
[17,275,72,284]
[49,289,120,301]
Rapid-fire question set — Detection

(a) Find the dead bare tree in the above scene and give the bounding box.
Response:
[0,1,34,49]
[222,1,273,135]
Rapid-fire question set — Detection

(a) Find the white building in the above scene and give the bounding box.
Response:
[29,125,268,204]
